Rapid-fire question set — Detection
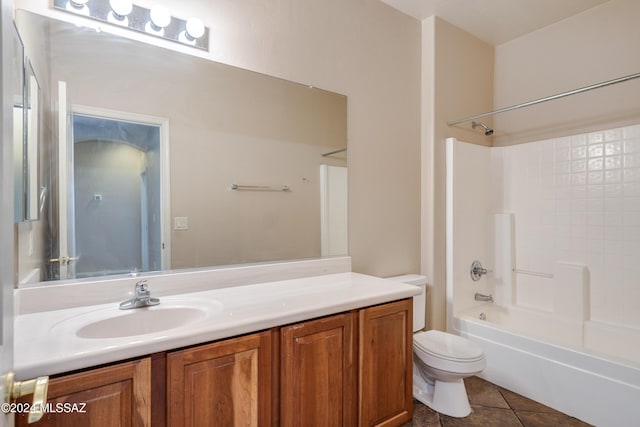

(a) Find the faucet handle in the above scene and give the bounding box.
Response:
[135,279,149,295]
[470,260,491,281]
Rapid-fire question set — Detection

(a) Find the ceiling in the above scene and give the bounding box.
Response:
[380,0,611,46]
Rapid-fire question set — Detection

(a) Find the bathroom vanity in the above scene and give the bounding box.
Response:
[14,272,418,426]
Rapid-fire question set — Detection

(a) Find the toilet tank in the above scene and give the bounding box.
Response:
[387,274,428,332]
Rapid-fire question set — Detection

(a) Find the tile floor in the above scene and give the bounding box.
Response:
[403,376,592,427]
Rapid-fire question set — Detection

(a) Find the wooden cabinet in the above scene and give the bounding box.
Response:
[22,299,412,427]
[359,299,413,427]
[280,312,356,426]
[16,358,151,427]
[166,331,272,427]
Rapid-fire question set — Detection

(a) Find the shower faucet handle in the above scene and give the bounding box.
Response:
[470,260,491,281]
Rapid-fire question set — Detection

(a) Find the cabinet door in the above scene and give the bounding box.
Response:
[359,299,412,427]
[280,312,355,427]
[16,358,151,427]
[167,331,272,427]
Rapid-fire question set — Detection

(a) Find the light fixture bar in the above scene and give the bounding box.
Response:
[53,0,209,51]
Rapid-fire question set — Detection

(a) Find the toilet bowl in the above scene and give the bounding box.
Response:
[388,275,486,418]
[412,329,485,417]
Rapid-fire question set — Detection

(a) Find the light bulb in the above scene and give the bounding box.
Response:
[70,0,88,7]
[67,0,90,15]
[110,0,133,18]
[150,5,171,29]
[185,17,205,40]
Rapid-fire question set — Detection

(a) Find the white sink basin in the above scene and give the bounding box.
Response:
[52,298,224,339]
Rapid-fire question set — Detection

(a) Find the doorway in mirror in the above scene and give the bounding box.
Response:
[62,109,170,279]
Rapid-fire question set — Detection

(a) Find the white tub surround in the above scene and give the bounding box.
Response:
[455,310,640,427]
[446,128,640,427]
[15,272,419,379]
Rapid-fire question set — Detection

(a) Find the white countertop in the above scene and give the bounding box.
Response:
[15,272,419,379]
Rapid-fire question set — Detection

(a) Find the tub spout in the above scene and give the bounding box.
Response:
[474,293,493,303]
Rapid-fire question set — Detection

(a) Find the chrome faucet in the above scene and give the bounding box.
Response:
[119,280,160,310]
[474,293,494,303]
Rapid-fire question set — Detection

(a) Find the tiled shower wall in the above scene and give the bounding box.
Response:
[493,123,640,330]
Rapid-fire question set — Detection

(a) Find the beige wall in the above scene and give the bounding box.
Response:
[422,17,494,330]
[494,0,640,146]
[15,0,422,277]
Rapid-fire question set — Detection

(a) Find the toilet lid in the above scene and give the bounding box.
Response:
[414,330,484,362]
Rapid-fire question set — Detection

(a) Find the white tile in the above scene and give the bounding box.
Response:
[557,147,571,162]
[587,212,604,226]
[588,171,604,184]
[572,173,587,185]
[605,211,623,226]
[624,153,640,168]
[622,227,640,242]
[604,170,622,184]
[587,199,604,212]
[605,128,623,142]
[588,158,604,171]
[624,168,640,182]
[604,240,623,255]
[572,146,587,159]
[623,138,640,153]
[571,198,586,212]
[623,240,640,254]
[623,198,640,212]
[571,134,587,146]
[588,132,604,145]
[605,141,622,156]
[623,125,640,140]
[556,201,571,212]
[555,185,571,199]
[571,185,586,199]
[623,211,640,227]
[604,184,622,197]
[588,143,604,157]
[587,184,604,198]
[623,182,640,196]
[605,155,622,169]
[604,226,624,242]
[588,226,604,240]
[572,160,587,172]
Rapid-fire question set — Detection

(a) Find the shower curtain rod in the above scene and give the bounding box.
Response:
[321,148,347,157]
[447,71,640,126]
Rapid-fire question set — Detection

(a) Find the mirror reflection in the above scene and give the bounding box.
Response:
[12,23,24,223]
[14,10,348,286]
[24,59,41,221]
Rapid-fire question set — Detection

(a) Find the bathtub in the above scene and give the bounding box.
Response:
[454,305,640,427]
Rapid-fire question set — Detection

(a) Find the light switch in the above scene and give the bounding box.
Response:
[174,216,189,230]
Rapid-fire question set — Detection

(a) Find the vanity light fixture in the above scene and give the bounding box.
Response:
[53,0,210,51]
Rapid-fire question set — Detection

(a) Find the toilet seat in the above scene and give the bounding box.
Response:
[413,330,485,373]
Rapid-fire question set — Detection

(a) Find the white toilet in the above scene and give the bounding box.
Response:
[390,274,486,418]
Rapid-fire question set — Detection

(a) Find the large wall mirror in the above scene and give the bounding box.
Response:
[14,10,348,287]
